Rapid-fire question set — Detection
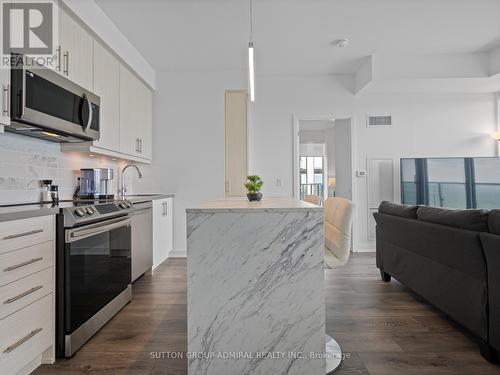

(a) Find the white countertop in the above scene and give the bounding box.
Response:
[186,197,322,213]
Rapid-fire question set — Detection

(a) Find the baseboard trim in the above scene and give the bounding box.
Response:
[168,249,187,258]
[354,243,376,252]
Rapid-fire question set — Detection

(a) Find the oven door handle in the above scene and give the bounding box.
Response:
[66,217,131,243]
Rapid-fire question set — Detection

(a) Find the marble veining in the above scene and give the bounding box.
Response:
[187,202,325,375]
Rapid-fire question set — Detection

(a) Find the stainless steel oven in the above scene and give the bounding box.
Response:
[8,55,100,143]
[56,200,134,358]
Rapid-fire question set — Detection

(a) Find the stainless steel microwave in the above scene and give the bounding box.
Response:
[7,55,100,143]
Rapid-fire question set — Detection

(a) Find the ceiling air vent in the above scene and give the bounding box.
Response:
[367,115,392,127]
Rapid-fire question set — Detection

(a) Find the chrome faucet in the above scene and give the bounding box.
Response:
[120,164,143,197]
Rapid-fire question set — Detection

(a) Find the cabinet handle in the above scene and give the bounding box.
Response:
[56,46,61,71]
[3,229,43,240]
[3,257,43,272]
[2,84,9,117]
[63,51,69,75]
[3,285,43,304]
[3,328,43,354]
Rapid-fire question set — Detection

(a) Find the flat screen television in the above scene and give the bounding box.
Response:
[400,157,500,209]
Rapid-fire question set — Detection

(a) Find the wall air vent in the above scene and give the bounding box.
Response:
[367,115,392,127]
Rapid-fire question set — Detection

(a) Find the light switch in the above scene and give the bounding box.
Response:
[276,178,282,187]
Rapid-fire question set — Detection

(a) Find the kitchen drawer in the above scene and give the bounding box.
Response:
[0,267,53,320]
[0,241,54,287]
[0,294,53,375]
[0,216,54,254]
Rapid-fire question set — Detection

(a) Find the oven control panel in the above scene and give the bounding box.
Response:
[65,200,134,227]
[95,203,120,215]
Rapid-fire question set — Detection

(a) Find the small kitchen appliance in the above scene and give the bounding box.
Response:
[79,168,114,199]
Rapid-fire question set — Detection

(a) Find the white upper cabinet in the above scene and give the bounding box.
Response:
[119,65,153,159]
[55,4,154,162]
[59,7,93,91]
[92,41,120,152]
[140,83,153,160]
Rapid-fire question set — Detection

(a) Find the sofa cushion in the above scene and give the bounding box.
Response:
[378,201,418,219]
[487,209,500,235]
[417,206,489,232]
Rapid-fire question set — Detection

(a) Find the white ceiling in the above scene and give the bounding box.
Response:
[95,0,500,74]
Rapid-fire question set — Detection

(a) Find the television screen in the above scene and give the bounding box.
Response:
[400,157,500,209]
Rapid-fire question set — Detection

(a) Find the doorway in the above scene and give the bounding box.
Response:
[293,117,353,205]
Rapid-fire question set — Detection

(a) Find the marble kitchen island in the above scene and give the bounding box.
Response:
[186,197,325,375]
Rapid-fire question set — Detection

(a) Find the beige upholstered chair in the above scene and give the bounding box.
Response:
[324,197,353,269]
[304,194,321,205]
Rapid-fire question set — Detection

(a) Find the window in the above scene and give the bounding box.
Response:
[401,159,417,205]
[299,156,324,204]
[474,158,500,209]
[426,158,467,209]
[401,157,500,209]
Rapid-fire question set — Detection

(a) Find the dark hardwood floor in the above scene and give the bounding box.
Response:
[35,253,500,375]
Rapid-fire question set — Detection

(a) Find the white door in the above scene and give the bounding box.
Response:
[92,41,120,151]
[59,7,93,90]
[367,158,394,240]
[225,90,248,196]
[334,119,353,200]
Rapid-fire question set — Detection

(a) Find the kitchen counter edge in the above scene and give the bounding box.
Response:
[0,194,175,222]
[0,205,60,222]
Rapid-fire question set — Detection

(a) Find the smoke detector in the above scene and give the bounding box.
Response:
[335,39,349,48]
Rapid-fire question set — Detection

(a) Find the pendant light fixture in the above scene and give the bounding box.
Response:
[248,0,255,102]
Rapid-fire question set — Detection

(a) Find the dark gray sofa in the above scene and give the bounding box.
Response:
[374,202,498,362]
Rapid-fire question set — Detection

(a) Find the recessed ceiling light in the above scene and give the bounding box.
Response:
[335,39,349,48]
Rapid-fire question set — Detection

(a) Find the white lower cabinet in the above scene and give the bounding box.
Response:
[153,198,173,269]
[0,66,10,128]
[0,215,55,375]
[131,203,153,282]
[0,294,53,375]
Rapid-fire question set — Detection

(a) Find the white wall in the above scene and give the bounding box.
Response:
[325,128,336,178]
[299,144,325,157]
[333,119,352,200]
[136,70,496,252]
[299,129,325,144]
[250,74,496,251]
[132,69,246,251]
[91,0,500,253]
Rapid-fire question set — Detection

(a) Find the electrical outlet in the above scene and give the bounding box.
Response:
[356,170,366,177]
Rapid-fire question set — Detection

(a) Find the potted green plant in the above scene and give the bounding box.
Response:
[245,175,263,201]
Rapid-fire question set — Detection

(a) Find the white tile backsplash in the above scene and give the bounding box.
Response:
[0,132,130,204]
